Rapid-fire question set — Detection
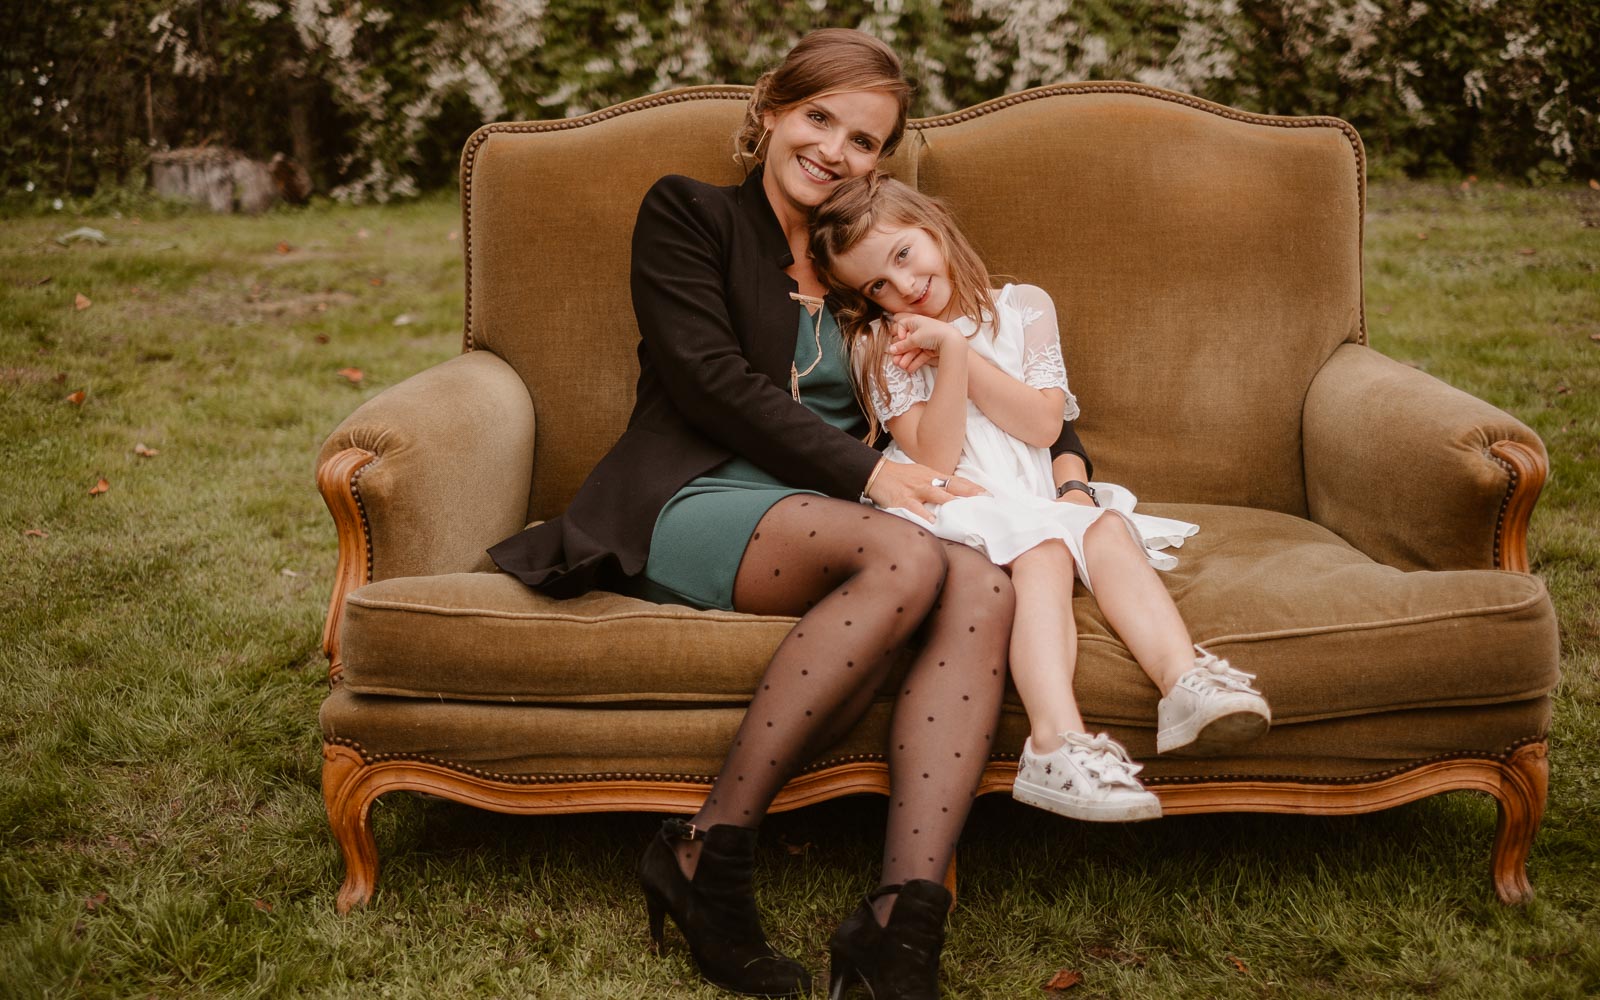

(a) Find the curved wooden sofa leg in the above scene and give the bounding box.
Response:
[1490,741,1547,905]
[324,743,381,914]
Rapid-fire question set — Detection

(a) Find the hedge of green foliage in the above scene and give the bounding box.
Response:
[6,0,1596,202]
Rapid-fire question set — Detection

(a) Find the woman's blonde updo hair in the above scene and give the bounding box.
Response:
[735,29,913,166]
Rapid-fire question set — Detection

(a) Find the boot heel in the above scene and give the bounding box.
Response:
[827,955,857,1000]
[644,887,667,953]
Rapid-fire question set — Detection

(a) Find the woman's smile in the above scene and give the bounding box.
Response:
[798,155,840,183]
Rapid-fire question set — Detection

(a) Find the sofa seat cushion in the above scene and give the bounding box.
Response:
[338,504,1558,727]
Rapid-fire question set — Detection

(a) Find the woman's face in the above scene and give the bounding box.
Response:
[761,90,900,221]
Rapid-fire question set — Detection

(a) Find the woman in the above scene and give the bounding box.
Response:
[489,29,1094,998]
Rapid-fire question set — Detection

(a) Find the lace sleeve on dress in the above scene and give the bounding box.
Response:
[866,350,933,424]
[1013,284,1081,421]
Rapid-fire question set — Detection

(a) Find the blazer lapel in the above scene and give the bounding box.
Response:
[737,167,802,385]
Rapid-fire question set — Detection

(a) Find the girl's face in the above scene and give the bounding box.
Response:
[761,90,899,218]
[830,224,954,321]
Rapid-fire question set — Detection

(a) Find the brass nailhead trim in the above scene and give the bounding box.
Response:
[326,734,1542,789]
[1488,449,1519,570]
[349,460,375,585]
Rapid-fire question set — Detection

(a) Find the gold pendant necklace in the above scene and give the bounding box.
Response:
[788,292,826,402]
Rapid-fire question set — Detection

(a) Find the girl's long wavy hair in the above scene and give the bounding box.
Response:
[809,173,995,444]
[734,29,912,167]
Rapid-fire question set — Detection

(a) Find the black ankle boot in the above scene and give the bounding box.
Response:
[638,818,811,997]
[827,879,952,999]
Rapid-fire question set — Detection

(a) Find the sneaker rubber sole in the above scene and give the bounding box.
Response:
[1157,706,1270,756]
[1011,779,1162,822]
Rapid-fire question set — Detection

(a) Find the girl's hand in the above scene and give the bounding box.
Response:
[866,459,985,524]
[887,314,963,373]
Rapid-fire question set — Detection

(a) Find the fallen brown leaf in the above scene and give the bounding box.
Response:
[1556,384,1570,394]
[1591,179,1599,191]
[368,276,384,287]
[23,529,49,538]
[252,899,273,913]
[54,372,67,383]
[133,443,159,458]
[85,891,108,911]
[1227,955,1248,973]
[1518,248,1537,256]
[1458,180,1470,192]
[314,333,330,344]
[275,241,293,254]
[74,292,92,310]
[780,837,811,856]
[1588,333,1600,342]
[1043,968,1083,991]
[89,477,110,496]
[1416,232,1428,241]
[1085,945,1147,966]
[65,389,86,405]
[337,367,365,385]
[35,275,53,287]
[356,228,370,240]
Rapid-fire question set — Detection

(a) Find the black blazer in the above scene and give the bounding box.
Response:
[489,168,1091,597]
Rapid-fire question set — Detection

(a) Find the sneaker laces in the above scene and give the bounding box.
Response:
[1062,732,1145,790]
[1185,647,1260,695]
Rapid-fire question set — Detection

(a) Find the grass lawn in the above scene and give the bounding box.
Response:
[2,180,1597,998]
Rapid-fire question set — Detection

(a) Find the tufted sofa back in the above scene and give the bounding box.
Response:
[460,84,1365,525]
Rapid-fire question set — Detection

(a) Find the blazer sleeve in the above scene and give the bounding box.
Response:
[630,176,881,498]
[1049,420,1093,481]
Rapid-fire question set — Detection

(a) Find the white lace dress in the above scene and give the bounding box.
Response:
[866,284,1197,591]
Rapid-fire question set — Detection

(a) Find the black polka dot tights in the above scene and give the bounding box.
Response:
[680,494,1013,892]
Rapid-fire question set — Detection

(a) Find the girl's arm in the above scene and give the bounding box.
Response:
[965,355,1066,448]
[963,285,1073,448]
[883,315,970,474]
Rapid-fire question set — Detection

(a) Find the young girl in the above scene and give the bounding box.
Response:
[809,173,1272,822]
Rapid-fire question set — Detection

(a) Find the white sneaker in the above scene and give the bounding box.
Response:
[1012,731,1162,822]
[1156,646,1272,755]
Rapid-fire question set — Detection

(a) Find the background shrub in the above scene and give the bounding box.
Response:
[5,0,1595,203]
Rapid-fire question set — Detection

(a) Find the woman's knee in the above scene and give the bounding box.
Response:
[942,544,1016,620]
[863,519,949,595]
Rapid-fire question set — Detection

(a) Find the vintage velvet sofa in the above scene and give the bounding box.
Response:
[315,83,1559,914]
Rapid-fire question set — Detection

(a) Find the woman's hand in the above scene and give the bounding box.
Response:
[866,459,985,524]
[888,314,964,374]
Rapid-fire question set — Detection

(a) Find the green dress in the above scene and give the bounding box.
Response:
[634,304,866,610]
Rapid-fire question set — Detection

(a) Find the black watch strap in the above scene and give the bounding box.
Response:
[1055,479,1096,502]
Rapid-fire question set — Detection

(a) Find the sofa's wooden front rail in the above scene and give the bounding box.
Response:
[322,739,1546,915]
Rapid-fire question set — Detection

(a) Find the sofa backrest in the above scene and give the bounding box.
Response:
[461,84,1365,525]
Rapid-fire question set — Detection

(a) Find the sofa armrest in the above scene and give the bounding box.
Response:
[1303,343,1547,572]
[316,350,535,679]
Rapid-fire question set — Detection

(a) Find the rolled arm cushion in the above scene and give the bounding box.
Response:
[1303,343,1547,572]
[316,349,536,581]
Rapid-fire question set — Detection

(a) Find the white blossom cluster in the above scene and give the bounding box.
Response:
[30,0,1579,202]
